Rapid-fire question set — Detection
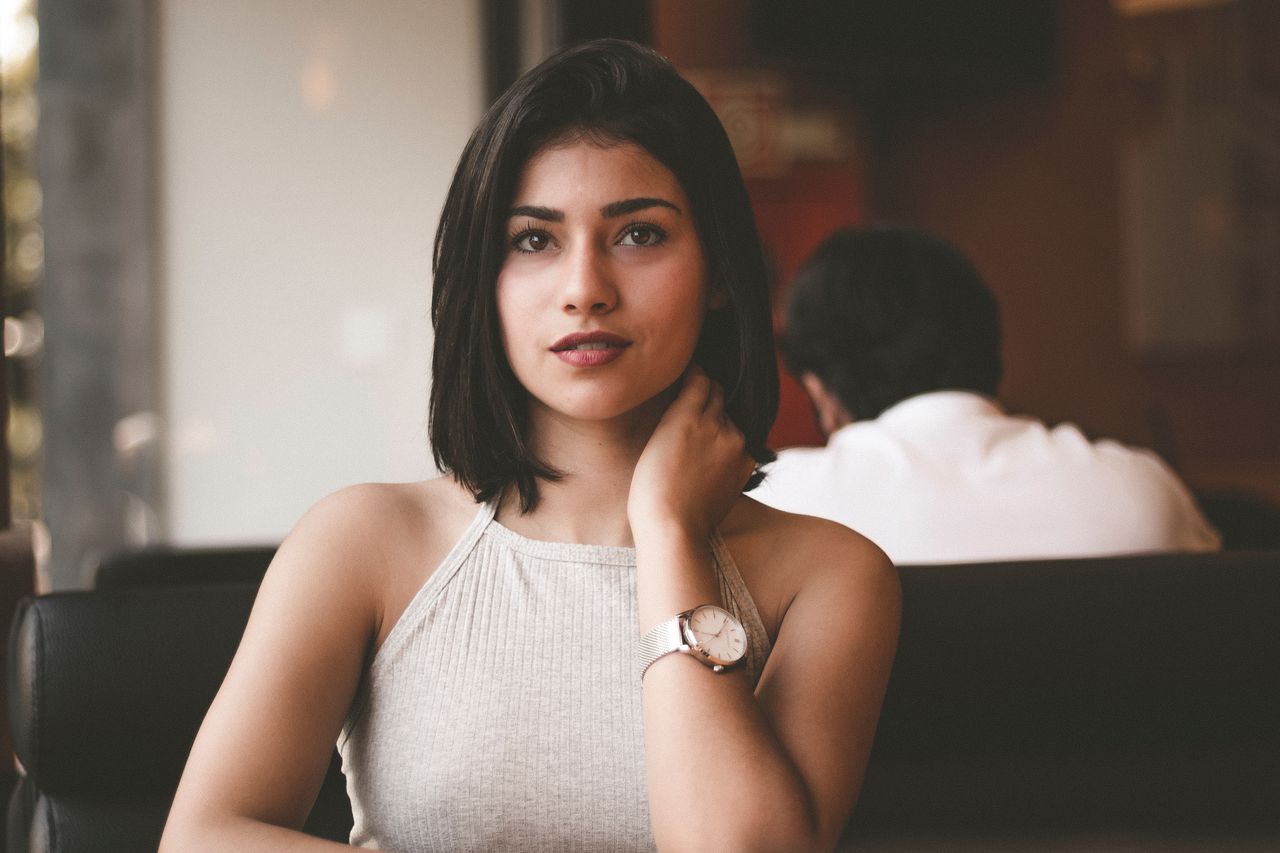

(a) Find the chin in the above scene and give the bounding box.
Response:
[553,398,648,422]
[537,385,673,425]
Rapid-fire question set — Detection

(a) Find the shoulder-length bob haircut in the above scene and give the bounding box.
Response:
[430,38,778,512]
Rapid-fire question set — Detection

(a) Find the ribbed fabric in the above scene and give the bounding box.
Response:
[338,501,771,852]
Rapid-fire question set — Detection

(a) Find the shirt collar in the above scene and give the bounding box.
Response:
[834,390,1004,439]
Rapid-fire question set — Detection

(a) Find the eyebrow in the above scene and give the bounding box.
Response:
[600,197,681,218]
[506,197,682,222]
[508,204,563,222]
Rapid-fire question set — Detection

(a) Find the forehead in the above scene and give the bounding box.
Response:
[511,140,686,205]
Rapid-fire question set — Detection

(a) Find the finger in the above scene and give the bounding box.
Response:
[703,379,726,417]
[671,369,713,416]
[679,362,708,394]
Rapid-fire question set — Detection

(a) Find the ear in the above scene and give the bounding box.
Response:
[800,372,853,437]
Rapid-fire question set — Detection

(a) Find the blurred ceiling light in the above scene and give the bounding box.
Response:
[7,403,41,458]
[13,228,43,277]
[301,22,342,114]
[0,0,34,19]
[1113,0,1236,15]
[0,91,38,144]
[0,1,37,71]
[113,411,160,459]
[3,311,43,358]
[30,519,51,593]
[301,59,336,113]
[4,175,41,219]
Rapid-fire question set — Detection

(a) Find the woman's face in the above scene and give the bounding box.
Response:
[496,140,714,425]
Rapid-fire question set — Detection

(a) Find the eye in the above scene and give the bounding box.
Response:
[617,223,666,248]
[510,228,554,254]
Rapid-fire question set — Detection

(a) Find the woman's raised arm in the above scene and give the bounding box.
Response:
[631,370,901,852]
[160,485,396,852]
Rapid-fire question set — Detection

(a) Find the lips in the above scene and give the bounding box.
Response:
[550,331,631,367]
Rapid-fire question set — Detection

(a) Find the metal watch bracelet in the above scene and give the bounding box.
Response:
[637,612,690,681]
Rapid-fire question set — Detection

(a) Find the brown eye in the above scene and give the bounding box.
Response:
[618,224,666,248]
[512,230,553,253]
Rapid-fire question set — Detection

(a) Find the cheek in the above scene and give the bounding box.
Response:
[659,269,712,342]
[495,267,528,324]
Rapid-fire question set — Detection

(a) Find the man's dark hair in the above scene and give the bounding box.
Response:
[430,39,778,512]
[781,225,1002,421]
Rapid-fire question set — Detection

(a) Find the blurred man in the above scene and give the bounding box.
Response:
[754,225,1220,563]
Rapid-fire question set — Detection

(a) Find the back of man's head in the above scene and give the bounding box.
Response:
[781,225,1002,421]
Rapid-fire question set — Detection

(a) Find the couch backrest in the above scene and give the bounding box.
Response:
[93,546,276,589]
[847,548,1280,845]
[8,550,1280,850]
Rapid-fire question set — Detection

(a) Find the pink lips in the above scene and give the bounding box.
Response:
[550,331,631,367]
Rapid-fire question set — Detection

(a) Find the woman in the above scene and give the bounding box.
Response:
[162,39,899,852]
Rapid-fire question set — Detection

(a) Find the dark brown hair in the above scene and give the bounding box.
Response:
[429,39,778,511]
[782,225,1002,420]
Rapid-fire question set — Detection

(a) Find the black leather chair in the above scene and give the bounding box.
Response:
[5,584,351,852]
[92,545,276,589]
[7,549,1280,851]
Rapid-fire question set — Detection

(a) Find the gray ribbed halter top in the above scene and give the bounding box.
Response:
[338,500,771,852]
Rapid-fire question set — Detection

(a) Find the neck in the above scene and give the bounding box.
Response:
[495,392,671,548]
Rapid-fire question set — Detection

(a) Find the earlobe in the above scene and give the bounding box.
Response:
[800,372,853,437]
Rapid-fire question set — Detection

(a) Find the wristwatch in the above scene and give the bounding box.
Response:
[638,604,748,680]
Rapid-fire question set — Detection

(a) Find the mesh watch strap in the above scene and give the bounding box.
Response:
[637,613,689,680]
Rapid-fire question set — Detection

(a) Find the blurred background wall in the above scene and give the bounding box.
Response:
[10,0,1278,587]
[31,0,483,586]
[158,0,481,545]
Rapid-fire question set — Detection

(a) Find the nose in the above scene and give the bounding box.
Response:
[559,243,617,315]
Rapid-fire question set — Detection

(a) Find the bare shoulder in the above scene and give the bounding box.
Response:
[720,496,899,636]
[163,477,483,841]
[267,476,481,640]
[724,495,893,582]
[281,476,475,568]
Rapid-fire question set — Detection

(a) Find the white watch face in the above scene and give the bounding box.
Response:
[685,605,747,666]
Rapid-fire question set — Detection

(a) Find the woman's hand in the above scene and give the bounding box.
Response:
[631,371,901,853]
[628,366,756,542]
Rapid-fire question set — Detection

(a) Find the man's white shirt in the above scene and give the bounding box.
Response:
[753,391,1220,564]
